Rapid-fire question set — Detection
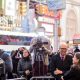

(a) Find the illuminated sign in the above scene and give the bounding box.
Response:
[35,4,54,17]
[38,16,54,24]
[19,1,27,15]
[35,4,61,18]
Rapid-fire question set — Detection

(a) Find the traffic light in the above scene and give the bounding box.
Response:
[19,1,27,16]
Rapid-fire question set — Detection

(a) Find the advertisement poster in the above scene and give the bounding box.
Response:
[0,35,33,45]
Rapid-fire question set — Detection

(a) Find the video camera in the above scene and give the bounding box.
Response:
[33,38,48,52]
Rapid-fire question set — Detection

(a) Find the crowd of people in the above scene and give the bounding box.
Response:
[0,39,80,80]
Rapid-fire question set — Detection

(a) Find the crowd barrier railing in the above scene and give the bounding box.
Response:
[30,76,55,80]
[6,77,26,80]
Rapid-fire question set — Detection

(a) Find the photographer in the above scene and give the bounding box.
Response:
[29,37,51,76]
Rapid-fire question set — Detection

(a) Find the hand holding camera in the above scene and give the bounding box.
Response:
[25,70,30,75]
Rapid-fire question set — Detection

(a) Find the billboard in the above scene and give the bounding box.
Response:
[5,0,16,16]
[0,35,33,45]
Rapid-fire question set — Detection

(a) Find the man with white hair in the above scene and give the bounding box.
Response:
[50,42,73,80]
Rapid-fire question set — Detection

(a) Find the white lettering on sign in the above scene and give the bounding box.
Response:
[38,16,54,24]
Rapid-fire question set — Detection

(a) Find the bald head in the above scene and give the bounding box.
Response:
[60,42,68,49]
[59,42,68,56]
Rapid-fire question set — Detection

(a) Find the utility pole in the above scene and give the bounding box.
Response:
[53,11,59,52]
[47,0,66,52]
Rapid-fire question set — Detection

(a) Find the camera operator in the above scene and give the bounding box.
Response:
[29,37,51,76]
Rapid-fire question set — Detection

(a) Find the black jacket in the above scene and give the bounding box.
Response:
[17,57,32,79]
[63,66,80,80]
[50,53,72,80]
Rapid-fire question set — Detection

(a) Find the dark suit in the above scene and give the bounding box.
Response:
[50,53,72,80]
[63,66,80,80]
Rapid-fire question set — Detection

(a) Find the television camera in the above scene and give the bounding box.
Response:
[33,38,48,53]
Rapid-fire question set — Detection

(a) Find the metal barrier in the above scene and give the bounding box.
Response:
[6,77,26,80]
[6,76,55,80]
[30,76,55,80]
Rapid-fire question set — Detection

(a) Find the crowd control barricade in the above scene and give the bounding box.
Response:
[6,77,26,80]
[30,76,55,80]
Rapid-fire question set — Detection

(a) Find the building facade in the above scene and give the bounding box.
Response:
[60,0,80,43]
